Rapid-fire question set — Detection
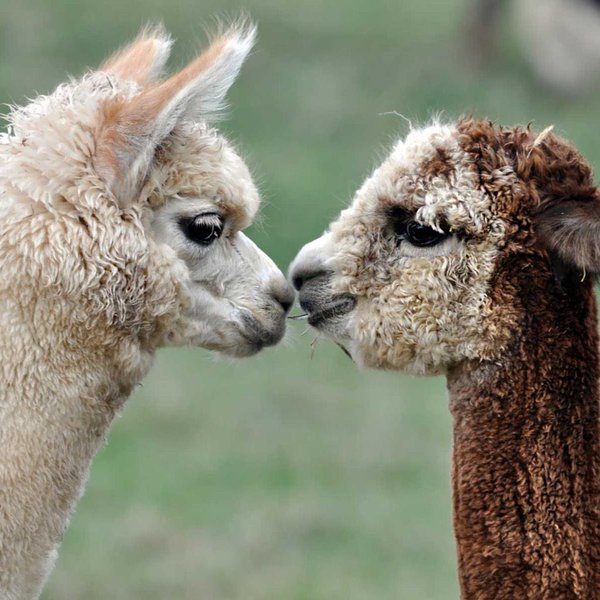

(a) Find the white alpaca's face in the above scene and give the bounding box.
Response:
[290,123,509,374]
[149,124,293,357]
[89,26,293,357]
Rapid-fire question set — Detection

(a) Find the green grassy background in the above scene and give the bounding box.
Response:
[3,0,599,598]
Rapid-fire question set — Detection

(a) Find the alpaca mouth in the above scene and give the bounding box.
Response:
[297,294,357,328]
[239,311,285,351]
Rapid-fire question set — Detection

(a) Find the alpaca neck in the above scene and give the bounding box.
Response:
[448,275,600,599]
[0,290,151,600]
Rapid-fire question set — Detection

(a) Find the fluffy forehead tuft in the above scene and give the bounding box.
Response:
[349,121,501,238]
[389,122,458,167]
[151,122,260,229]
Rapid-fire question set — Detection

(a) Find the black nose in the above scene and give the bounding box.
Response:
[292,268,327,292]
[271,281,295,313]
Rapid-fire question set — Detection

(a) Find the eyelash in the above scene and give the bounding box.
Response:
[395,220,449,247]
[178,213,224,246]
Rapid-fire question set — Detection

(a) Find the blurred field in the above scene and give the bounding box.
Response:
[3,0,600,598]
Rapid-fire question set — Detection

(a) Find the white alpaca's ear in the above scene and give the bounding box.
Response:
[100,24,173,85]
[95,23,256,206]
[161,23,257,123]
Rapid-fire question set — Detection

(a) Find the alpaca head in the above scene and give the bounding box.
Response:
[3,24,293,358]
[290,119,600,374]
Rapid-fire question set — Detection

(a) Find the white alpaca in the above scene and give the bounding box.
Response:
[0,24,293,599]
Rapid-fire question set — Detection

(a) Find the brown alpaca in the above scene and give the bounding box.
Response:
[290,119,600,598]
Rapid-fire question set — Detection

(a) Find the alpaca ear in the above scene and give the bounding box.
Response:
[100,25,173,86]
[508,126,600,275]
[536,196,600,273]
[95,23,256,206]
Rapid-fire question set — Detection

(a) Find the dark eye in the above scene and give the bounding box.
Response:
[405,221,448,246]
[395,220,449,247]
[179,214,223,246]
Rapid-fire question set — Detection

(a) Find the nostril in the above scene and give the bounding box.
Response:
[292,269,327,291]
[279,296,293,314]
[271,282,295,314]
[292,275,304,292]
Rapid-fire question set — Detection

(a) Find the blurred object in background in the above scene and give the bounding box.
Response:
[466,0,600,95]
[464,0,504,66]
[516,0,600,95]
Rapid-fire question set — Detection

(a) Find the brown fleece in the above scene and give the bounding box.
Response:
[449,253,600,599]
[536,200,600,273]
[418,146,456,180]
[448,119,600,599]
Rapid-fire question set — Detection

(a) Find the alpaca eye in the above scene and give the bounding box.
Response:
[179,214,223,246]
[404,221,448,247]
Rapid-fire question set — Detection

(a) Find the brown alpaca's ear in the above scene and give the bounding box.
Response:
[95,23,256,206]
[506,125,600,274]
[100,25,173,86]
[536,197,600,274]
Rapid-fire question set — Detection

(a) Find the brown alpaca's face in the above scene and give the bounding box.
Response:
[290,121,597,374]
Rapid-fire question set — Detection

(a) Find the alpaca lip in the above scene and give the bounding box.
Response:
[239,311,285,350]
[303,295,357,327]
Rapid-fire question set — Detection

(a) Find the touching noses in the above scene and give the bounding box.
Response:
[271,276,295,313]
[289,234,331,292]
